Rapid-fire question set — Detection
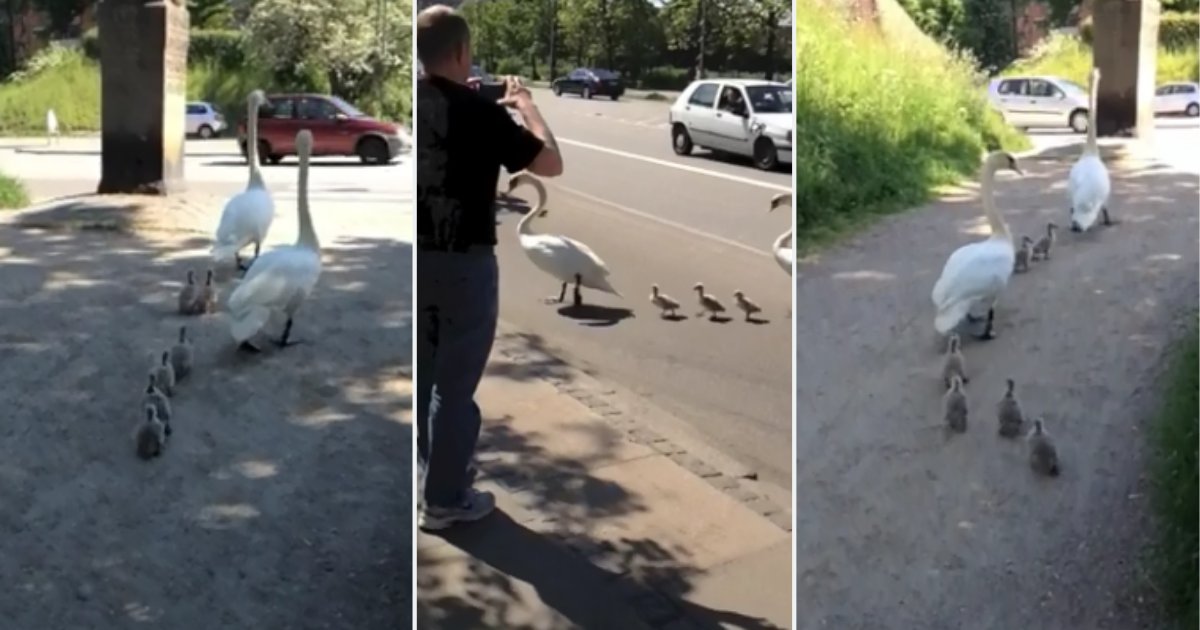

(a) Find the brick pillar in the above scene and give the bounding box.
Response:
[97,0,189,195]
[1092,0,1159,138]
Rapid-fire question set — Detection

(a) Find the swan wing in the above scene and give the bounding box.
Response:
[520,234,620,295]
[227,247,321,315]
[931,240,1014,333]
[1068,155,1111,226]
[214,189,275,258]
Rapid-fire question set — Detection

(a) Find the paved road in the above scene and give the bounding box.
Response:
[496,88,795,489]
[0,137,410,207]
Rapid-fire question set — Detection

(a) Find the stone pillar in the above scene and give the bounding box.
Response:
[97,0,189,195]
[1092,0,1159,138]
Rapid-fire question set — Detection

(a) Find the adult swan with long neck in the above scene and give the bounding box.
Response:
[507,173,621,306]
[931,151,1024,341]
[213,89,275,272]
[227,129,322,353]
[1067,67,1112,232]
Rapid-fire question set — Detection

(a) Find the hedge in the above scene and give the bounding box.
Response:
[81,28,246,67]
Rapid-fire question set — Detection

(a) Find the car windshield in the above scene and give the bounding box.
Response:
[745,85,791,113]
[590,69,619,79]
[328,96,367,118]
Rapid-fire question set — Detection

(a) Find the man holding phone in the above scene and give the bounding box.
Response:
[415,4,564,530]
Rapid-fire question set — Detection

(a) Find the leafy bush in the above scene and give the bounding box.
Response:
[1149,323,1199,630]
[189,29,247,67]
[1006,32,1199,84]
[0,171,28,209]
[0,49,100,134]
[793,0,1028,250]
[1081,11,1200,51]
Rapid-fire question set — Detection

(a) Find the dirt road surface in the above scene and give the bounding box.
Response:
[0,191,411,628]
[793,143,1198,629]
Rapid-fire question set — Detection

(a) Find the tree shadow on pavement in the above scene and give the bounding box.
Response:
[0,210,411,630]
[418,336,786,628]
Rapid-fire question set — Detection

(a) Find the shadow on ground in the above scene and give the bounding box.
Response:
[416,330,782,630]
[0,210,412,629]
[792,148,1199,629]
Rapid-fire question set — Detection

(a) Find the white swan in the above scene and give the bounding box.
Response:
[226,129,322,352]
[1067,67,1112,232]
[768,192,793,274]
[213,90,275,272]
[507,173,621,306]
[931,151,1024,340]
[45,108,58,145]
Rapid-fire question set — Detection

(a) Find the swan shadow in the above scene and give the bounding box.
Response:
[660,313,688,322]
[702,314,733,324]
[556,304,634,327]
[744,316,771,325]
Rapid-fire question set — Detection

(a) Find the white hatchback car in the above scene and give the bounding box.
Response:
[987,75,1092,132]
[669,79,792,171]
[1153,82,1200,117]
[185,101,226,139]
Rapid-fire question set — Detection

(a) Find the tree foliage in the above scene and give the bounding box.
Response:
[460,0,790,86]
[245,0,411,107]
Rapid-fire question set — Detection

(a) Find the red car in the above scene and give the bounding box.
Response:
[238,93,403,165]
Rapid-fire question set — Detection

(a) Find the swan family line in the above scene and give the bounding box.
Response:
[504,173,793,322]
[134,90,325,458]
[930,67,1113,477]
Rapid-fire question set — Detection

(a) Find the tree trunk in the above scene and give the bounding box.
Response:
[548,0,558,80]
[764,7,777,80]
[694,0,706,80]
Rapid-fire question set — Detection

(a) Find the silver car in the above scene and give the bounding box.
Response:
[185,101,226,139]
[669,78,793,171]
[987,75,1091,133]
[1153,82,1200,117]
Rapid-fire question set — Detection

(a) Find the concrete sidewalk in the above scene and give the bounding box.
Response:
[417,323,793,630]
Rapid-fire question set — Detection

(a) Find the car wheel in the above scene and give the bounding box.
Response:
[553,84,562,96]
[1187,102,1199,117]
[753,137,779,171]
[198,125,214,139]
[358,136,390,165]
[610,93,619,101]
[671,124,693,156]
[583,86,592,99]
[248,140,272,165]
[268,154,282,165]
[1069,109,1089,133]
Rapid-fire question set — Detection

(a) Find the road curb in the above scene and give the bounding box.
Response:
[493,322,793,534]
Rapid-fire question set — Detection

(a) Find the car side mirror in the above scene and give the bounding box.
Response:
[334,112,349,122]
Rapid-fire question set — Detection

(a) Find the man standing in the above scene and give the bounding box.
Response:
[415,5,564,530]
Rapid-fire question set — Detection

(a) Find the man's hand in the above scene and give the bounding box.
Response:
[498,75,533,110]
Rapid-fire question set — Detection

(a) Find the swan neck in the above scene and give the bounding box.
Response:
[981,163,1011,240]
[1085,71,1099,152]
[247,97,265,188]
[296,150,319,250]
[515,179,546,236]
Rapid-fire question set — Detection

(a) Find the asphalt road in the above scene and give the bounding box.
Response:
[495,88,795,489]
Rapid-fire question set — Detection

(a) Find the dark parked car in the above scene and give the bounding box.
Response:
[238,93,404,165]
[551,68,625,100]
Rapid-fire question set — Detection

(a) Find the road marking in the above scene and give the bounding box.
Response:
[555,184,773,259]
[558,137,792,193]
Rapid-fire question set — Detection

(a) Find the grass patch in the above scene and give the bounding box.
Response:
[793,0,1029,253]
[1005,32,1200,84]
[0,171,29,209]
[1148,320,1198,630]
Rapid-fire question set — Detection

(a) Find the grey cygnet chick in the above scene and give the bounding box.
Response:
[135,405,168,459]
[1027,417,1060,477]
[943,375,968,433]
[996,378,1025,438]
[941,333,968,388]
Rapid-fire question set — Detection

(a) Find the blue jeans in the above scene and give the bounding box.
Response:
[416,248,499,508]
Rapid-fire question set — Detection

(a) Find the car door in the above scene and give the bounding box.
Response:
[567,69,587,95]
[185,103,204,134]
[678,82,720,147]
[260,96,300,155]
[298,97,350,155]
[1025,79,1065,127]
[710,84,753,154]
[994,78,1031,127]
[1154,84,1174,114]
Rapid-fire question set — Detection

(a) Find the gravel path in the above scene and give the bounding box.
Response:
[793,147,1198,629]
[0,200,411,629]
